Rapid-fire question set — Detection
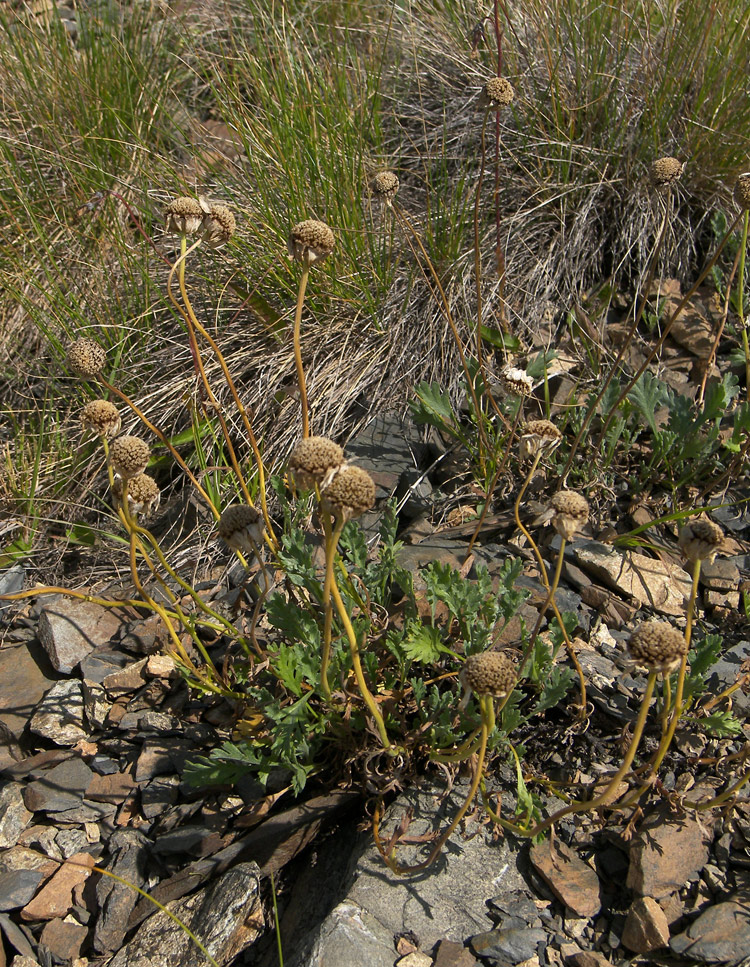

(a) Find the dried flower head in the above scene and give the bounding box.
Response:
[734,173,750,210]
[288,436,345,490]
[202,204,235,248]
[628,621,687,674]
[68,338,106,379]
[218,504,264,554]
[519,419,562,461]
[460,652,516,707]
[371,171,399,204]
[678,518,724,564]
[500,366,533,397]
[80,399,121,439]
[112,473,160,517]
[109,435,151,480]
[649,157,684,191]
[164,196,205,236]
[321,466,376,521]
[549,490,589,541]
[481,76,515,109]
[287,219,335,265]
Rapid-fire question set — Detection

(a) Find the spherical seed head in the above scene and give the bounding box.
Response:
[549,490,589,540]
[649,156,684,190]
[371,171,399,203]
[118,473,160,516]
[288,436,345,490]
[321,466,376,522]
[109,435,150,480]
[460,652,516,698]
[628,621,687,674]
[68,338,106,379]
[164,196,204,236]
[678,518,724,564]
[519,419,562,461]
[287,219,335,265]
[734,173,750,210]
[202,204,235,248]
[80,399,121,439]
[500,366,533,397]
[481,76,515,108]
[218,504,263,553]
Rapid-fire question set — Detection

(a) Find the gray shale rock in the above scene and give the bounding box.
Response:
[107,861,262,967]
[670,896,750,965]
[24,756,94,814]
[94,830,150,954]
[37,594,125,673]
[0,783,32,849]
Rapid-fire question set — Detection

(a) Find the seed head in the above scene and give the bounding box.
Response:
[321,466,376,522]
[80,399,121,439]
[109,435,150,480]
[371,171,399,204]
[678,518,724,564]
[218,504,264,554]
[68,338,106,379]
[202,204,235,248]
[649,157,684,191]
[734,173,750,211]
[287,219,335,265]
[549,490,589,541]
[460,652,516,705]
[519,419,562,461]
[164,196,205,236]
[628,621,687,674]
[112,473,160,517]
[500,366,533,397]
[481,76,515,109]
[288,436,345,490]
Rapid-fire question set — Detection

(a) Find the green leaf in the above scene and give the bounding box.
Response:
[401,622,447,664]
[628,371,671,435]
[698,710,743,737]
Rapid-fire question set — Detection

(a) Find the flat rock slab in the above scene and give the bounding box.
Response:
[37,594,127,673]
[0,869,46,911]
[621,896,670,953]
[626,808,712,898]
[0,783,32,849]
[0,637,59,739]
[107,861,261,967]
[20,851,94,921]
[569,541,692,616]
[298,781,532,965]
[530,839,601,918]
[670,897,750,964]
[24,756,94,814]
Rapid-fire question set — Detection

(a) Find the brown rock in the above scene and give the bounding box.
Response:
[20,852,95,921]
[658,893,684,926]
[530,839,601,918]
[627,809,712,898]
[0,637,59,738]
[39,919,88,961]
[622,896,670,952]
[570,542,692,616]
[102,659,149,695]
[565,953,613,967]
[433,939,479,967]
[86,772,135,805]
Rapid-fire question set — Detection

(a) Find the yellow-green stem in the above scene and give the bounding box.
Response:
[320,512,345,701]
[378,696,495,873]
[738,210,749,402]
[329,572,391,751]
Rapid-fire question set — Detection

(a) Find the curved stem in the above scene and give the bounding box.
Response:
[320,512,345,701]
[293,260,312,438]
[329,566,391,751]
[376,696,494,873]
